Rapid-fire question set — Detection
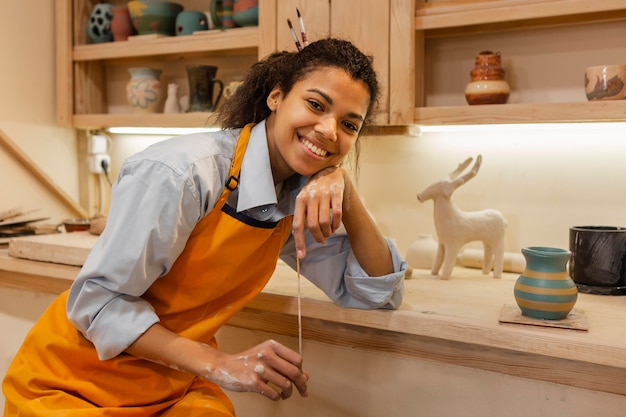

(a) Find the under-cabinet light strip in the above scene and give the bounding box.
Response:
[106,127,221,135]
[418,122,626,133]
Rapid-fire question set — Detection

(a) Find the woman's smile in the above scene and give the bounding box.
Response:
[300,135,328,158]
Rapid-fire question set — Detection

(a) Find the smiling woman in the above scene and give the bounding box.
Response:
[2,37,406,417]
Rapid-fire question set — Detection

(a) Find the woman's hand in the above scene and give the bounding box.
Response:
[127,325,308,402]
[202,339,309,401]
[292,167,347,258]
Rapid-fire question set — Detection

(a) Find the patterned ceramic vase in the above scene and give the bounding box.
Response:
[126,67,163,113]
[514,246,578,320]
[465,50,510,105]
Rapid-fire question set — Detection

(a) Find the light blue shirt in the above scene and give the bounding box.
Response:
[67,121,406,360]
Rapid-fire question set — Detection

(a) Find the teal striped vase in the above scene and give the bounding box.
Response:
[514,246,578,320]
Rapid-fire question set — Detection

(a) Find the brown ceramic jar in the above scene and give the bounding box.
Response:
[465,50,510,105]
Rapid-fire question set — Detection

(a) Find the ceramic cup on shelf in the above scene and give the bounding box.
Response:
[186,65,224,112]
[585,65,626,101]
[175,10,208,35]
[569,226,626,295]
[210,0,236,28]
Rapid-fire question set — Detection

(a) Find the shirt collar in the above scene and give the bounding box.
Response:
[236,120,277,212]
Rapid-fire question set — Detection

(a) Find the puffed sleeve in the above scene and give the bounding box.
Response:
[279,232,406,309]
[67,145,227,360]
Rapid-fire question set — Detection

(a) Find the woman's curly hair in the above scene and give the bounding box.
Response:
[215,38,380,131]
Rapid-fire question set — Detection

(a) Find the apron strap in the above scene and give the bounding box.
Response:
[224,123,255,191]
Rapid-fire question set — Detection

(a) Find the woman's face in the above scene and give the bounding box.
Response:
[265,67,370,183]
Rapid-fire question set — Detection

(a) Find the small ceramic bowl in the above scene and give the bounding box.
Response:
[128,1,184,36]
[63,218,91,233]
[585,65,626,101]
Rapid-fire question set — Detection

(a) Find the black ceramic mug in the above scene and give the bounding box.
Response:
[186,65,224,112]
[569,226,626,295]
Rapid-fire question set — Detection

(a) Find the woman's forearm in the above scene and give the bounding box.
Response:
[341,176,394,277]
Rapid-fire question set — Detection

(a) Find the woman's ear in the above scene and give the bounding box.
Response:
[266,88,282,111]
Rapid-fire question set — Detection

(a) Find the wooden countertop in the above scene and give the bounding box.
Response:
[1,249,625,396]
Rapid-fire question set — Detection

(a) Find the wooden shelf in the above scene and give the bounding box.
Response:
[72,113,219,130]
[414,101,626,125]
[73,27,260,61]
[416,0,626,32]
[414,0,626,125]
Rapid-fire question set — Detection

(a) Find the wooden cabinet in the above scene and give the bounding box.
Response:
[57,0,266,130]
[57,0,415,130]
[414,0,626,125]
[259,0,415,125]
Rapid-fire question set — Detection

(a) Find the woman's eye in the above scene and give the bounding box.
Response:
[342,121,359,132]
[307,100,323,111]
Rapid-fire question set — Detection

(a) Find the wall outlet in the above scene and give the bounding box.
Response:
[89,134,109,154]
[89,154,111,174]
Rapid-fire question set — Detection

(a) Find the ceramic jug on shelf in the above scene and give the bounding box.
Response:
[465,50,510,105]
[186,65,224,112]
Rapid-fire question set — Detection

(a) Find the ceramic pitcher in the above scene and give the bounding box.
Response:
[186,65,224,112]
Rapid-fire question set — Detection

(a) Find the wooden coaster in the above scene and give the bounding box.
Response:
[498,304,589,331]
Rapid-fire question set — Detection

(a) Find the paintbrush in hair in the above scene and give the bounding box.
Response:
[296,8,308,47]
[287,18,302,51]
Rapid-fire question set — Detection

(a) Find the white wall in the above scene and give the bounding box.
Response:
[0,1,78,223]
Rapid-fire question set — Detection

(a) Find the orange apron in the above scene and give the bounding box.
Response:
[3,125,293,416]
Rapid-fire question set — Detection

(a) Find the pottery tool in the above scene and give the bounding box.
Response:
[287,19,302,51]
[296,8,308,47]
[296,257,303,355]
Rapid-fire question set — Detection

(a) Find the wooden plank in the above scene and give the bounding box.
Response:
[227,308,626,396]
[331,0,390,122]
[257,0,276,58]
[389,0,416,124]
[8,232,98,266]
[55,0,73,127]
[72,27,260,61]
[416,0,626,30]
[414,101,626,125]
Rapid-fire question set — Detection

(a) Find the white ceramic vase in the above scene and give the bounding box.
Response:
[405,234,438,269]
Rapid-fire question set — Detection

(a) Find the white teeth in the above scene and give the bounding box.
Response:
[302,138,328,157]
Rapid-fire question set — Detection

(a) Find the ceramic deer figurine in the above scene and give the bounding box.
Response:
[417,155,508,279]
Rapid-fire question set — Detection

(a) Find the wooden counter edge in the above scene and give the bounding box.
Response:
[2,252,626,396]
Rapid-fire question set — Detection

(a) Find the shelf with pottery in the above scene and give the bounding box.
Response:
[413,0,626,125]
[2,245,626,396]
[57,0,263,128]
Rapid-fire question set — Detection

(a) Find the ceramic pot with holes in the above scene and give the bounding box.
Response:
[87,3,114,43]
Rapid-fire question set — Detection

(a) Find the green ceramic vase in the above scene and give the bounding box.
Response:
[514,246,578,320]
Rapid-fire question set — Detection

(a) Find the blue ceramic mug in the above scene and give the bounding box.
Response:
[175,10,208,36]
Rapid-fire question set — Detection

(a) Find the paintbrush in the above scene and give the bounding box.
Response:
[287,18,302,51]
[296,8,308,47]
